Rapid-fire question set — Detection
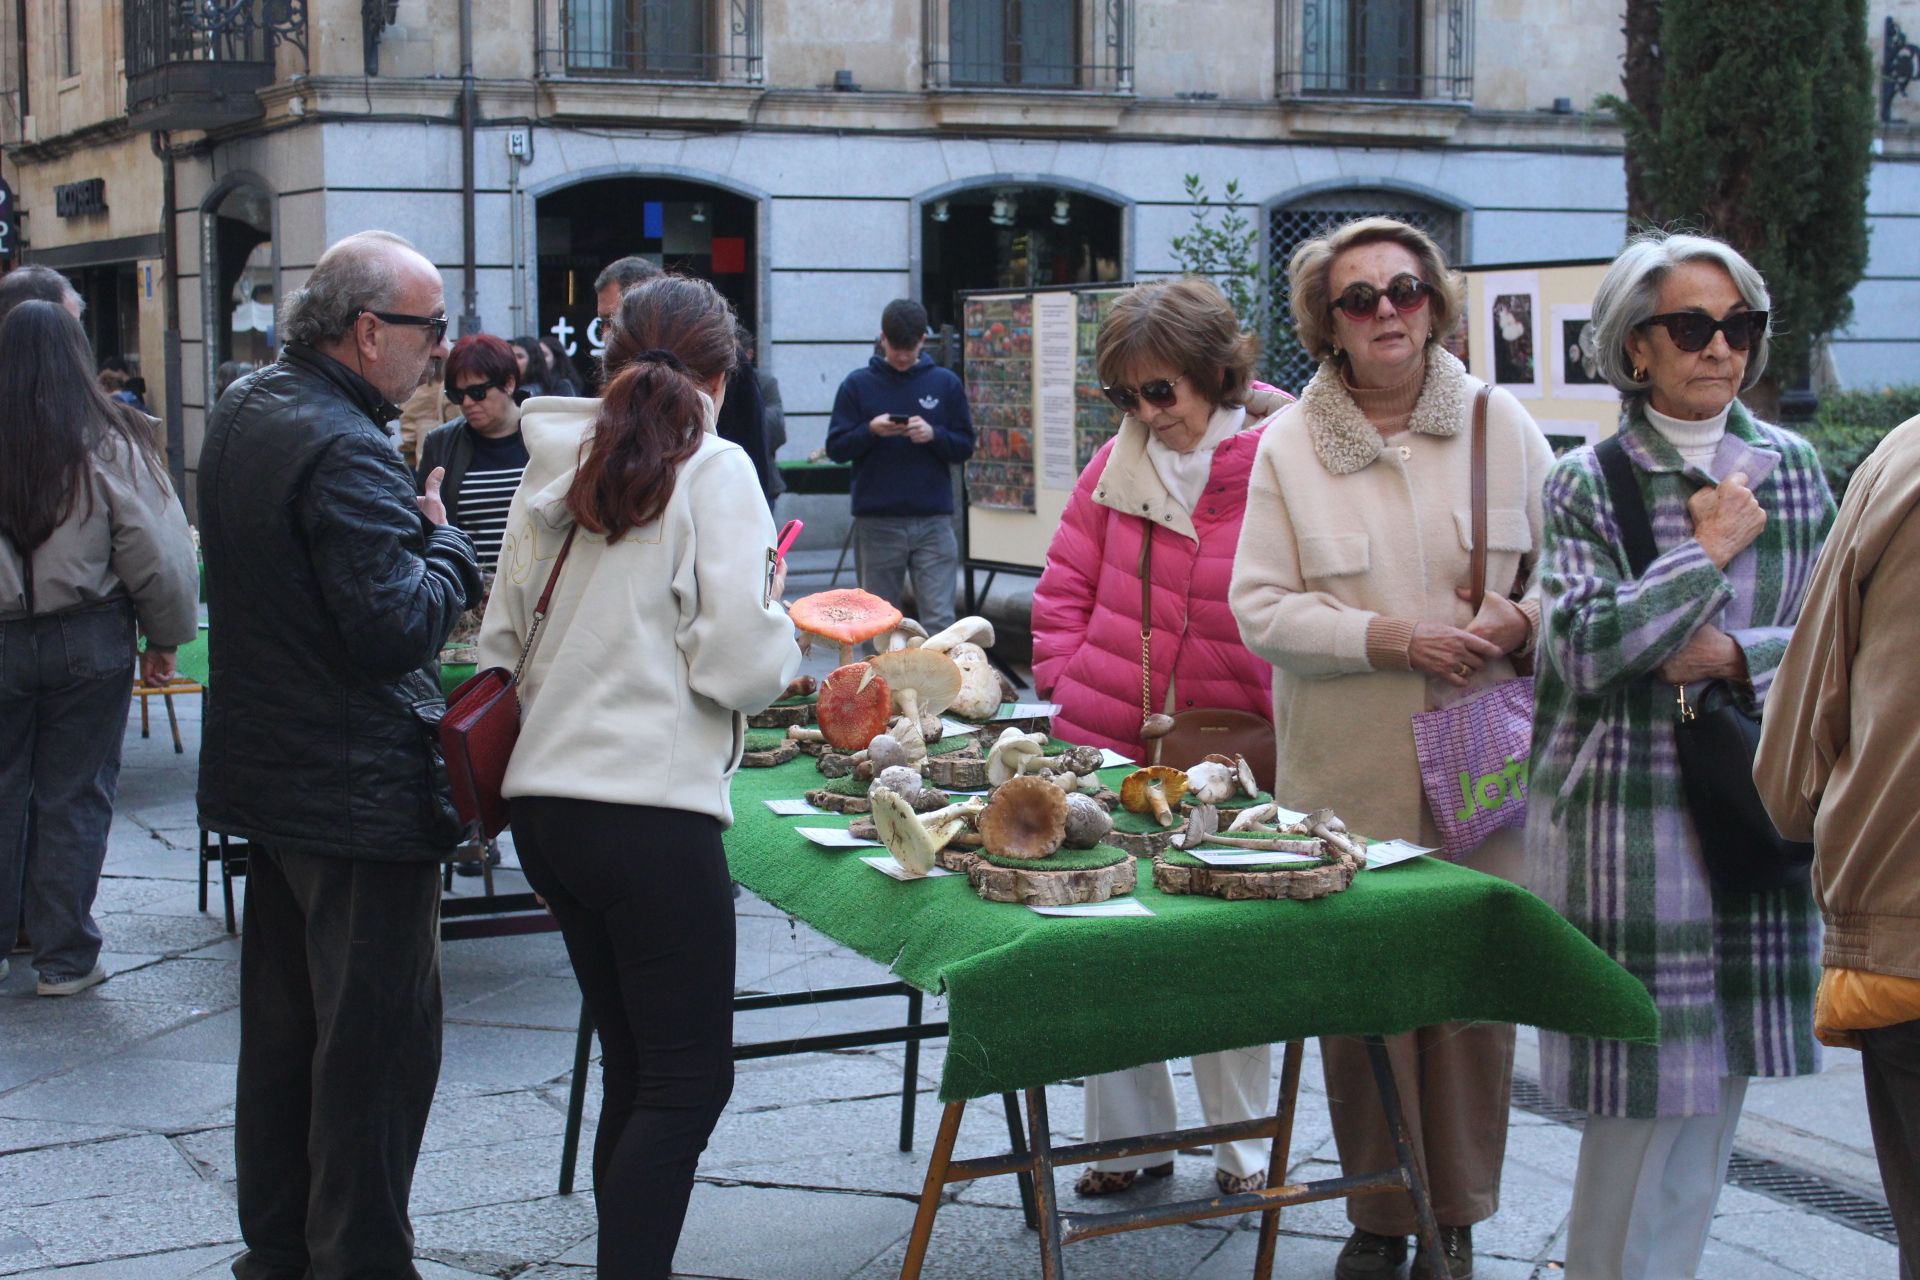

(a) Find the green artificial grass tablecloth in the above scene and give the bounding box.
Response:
[728,751,1658,1103]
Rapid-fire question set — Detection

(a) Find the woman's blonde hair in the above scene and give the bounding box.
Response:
[1094,277,1258,409]
[1287,217,1465,364]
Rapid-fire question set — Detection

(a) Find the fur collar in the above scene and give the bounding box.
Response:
[1297,345,1468,476]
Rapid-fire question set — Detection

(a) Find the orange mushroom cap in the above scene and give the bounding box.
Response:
[789,589,904,648]
[816,662,894,751]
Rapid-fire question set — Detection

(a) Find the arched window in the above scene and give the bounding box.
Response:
[1266,187,1461,391]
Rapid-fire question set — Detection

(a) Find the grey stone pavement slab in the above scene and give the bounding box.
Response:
[0,706,1901,1277]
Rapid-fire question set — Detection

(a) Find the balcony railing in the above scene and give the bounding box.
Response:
[124,0,307,133]
[539,0,762,82]
[1276,0,1472,101]
[924,0,1132,92]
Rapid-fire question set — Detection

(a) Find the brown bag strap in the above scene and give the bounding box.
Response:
[1468,384,1492,604]
[512,525,578,684]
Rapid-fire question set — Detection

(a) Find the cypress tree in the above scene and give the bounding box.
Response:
[1611,0,1875,396]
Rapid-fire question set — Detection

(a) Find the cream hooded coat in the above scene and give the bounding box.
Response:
[476,393,802,826]
[1228,348,1552,851]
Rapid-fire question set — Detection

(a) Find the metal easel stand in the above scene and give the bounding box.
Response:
[897,1036,1445,1280]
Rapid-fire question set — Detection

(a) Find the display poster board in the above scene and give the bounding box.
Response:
[1459,260,1621,450]
[961,284,1130,572]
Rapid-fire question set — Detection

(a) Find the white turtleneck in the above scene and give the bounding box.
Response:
[1145,404,1246,514]
[1644,400,1730,470]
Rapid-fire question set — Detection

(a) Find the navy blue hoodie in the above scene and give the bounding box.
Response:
[824,353,974,517]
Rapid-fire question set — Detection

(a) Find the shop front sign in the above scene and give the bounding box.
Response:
[55,178,108,218]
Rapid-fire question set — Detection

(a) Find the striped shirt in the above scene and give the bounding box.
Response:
[454,430,529,572]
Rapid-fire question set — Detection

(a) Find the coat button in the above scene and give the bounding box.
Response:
[1399,446,1412,461]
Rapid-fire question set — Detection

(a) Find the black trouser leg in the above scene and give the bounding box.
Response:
[1862,1018,1920,1280]
[232,846,443,1280]
[513,798,736,1280]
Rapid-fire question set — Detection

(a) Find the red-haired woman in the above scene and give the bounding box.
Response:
[476,275,801,1278]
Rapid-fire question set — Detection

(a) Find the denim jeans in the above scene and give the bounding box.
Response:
[0,600,135,981]
[852,514,961,636]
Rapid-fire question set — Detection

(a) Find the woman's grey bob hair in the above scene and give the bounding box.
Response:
[1590,229,1772,399]
[279,230,420,347]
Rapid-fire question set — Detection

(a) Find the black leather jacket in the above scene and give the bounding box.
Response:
[196,344,481,862]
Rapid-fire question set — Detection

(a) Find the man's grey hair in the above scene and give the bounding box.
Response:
[594,255,661,294]
[1591,229,1772,399]
[0,265,82,326]
[280,230,420,347]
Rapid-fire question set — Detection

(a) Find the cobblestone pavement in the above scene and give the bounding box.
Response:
[0,678,1900,1279]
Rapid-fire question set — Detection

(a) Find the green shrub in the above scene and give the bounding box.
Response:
[1801,387,1920,495]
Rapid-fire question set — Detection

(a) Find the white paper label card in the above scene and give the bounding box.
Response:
[859,856,958,882]
[1365,839,1435,869]
[764,798,825,816]
[796,827,880,849]
[1031,899,1155,918]
[1097,748,1135,768]
[1189,847,1323,867]
[941,717,981,738]
[1269,805,1309,825]
[1002,702,1063,719]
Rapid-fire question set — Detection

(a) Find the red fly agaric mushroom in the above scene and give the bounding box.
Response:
[1120,765,1190,828]
[789,589,904,666]
[977,776,1069,861]
[867,647,963,736]
[815,662,892,751]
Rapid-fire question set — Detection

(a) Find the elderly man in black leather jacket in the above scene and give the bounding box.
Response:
[198,229,479,1280]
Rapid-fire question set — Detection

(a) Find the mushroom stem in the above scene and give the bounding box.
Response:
[838,641,856,666]
[1184,832,1323,853]
[786,726,827,742]
[1147,784,1173,827]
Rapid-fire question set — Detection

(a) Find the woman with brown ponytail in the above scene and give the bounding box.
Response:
[476,275,801,1278]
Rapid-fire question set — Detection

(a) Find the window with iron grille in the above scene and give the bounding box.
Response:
[925,0,1131,91]
[1276,0,1472,101]
[1265,190,1461,392]
[554,0,761,81]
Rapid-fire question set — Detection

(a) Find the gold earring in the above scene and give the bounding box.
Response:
[1632,365,1649,383]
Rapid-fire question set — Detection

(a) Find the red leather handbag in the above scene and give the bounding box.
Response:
[439,527,576,838]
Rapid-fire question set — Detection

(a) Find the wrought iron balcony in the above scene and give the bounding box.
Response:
[924,0,1132,92]
[538,0,763,83]
[1276,0,1472,102]
[124,0,307,133]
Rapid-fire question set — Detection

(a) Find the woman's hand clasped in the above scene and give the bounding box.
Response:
[1455,587,1530,657]
[1409,622,1504,688]
[1689,471,1766,570]
[1654,622,1748,686]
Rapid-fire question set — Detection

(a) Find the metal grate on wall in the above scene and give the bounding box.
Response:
[1508,1077,1900,1245]
[1264,191,1460,393]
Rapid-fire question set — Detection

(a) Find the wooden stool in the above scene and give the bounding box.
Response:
[133,679,206,754]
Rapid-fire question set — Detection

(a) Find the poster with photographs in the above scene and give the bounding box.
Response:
[1549,302,1618,402]
[1477,271,1544,399]
[962,295,1037,513]
[1073,288,1129,471]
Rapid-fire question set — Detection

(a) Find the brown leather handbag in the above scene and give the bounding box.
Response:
[1137,524,1277,789]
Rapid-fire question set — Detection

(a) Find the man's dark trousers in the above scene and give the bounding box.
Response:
[231,845,443,1280]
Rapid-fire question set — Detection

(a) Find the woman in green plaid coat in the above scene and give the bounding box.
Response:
[1525,232,1833,1280]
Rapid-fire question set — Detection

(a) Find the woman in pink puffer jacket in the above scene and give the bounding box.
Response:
[1029,278,1291,1199]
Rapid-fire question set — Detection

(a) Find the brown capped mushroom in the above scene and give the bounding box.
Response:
[781,674,818,701]
[1141,714,1175,745]
[1061,793,1114,849]
[976,776,1069,861]
[1057,745,1105,777]
[1119,765,1189,828]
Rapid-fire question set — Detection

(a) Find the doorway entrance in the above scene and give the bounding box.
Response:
[920,186,1124,331]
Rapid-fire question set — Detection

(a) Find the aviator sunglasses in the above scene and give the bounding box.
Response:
[445,378,504,405]
[1637,310,1769,353]
[1331,273,1430,321]
[1102,373,1187,413]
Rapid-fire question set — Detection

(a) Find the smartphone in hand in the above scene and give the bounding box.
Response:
[888,414,911,425]
[775,519,805,562]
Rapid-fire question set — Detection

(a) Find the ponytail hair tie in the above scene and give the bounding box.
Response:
[633,348,688,374]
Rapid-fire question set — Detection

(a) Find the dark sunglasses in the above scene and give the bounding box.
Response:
[1331,274,1430,321]
[1101,373,1186,414]
[361,310,450,344]
[444,379,503,405]
[1637,310,1769,353]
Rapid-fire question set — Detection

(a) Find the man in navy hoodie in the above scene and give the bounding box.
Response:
[825,298,973,633]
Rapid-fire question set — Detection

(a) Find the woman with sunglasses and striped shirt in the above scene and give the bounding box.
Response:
[1527,231,1833,1280]
[1230,217,1553,1280]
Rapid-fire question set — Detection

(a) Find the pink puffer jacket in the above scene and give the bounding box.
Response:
[1031,392,1290,759]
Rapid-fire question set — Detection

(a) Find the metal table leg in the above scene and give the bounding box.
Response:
[1003,1091,1038,1230]
[558,1000,594,1195]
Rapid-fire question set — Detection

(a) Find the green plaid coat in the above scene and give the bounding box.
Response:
[1525,404,1833,1119]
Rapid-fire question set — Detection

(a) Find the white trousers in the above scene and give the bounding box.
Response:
[1085,1045,1273,1177]
[1563,1075,1749,1280]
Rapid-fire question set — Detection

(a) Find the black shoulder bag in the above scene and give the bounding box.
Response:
[1592,435,1813,894]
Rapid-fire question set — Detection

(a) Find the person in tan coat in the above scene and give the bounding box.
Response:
[1756,415,1920,1278]
[1229,218,1552,1280]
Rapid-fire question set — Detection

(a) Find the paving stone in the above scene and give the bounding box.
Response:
[128,886,236,919]
[0,1177,239,1267]
[94,875,198,913]
[665,1183,918,1279]
[91,957,239,1008]
[0,1056,235,1132]
[411,1262,502,1280]
[98,841,202,883]
[411,1134,583,1216]
[183,937,243,961]
[173,1128,234,1183]
[410,1193,598,1274]
[0,1133,201,1209]
[1706,1206,1901,1277]
[420,1088,572,1153]
[1188,1229,1346,1279]
[123,1011,241,1067]
[0,1242,241,1278]
[1473,1146,1575,1262]
[445,975,584,1030]
[848,1200,1224,1280]
[0,1118,132,1157]
[93,912,235,958]
[728,1050,932,1116]
[437,1023,580,1091]
[0,998,209,1068]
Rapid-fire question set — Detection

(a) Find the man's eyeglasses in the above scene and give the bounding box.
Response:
[361,310,450,344]
[444,379,503,406]
[1101,374,1186,414]
[1331,274,1430,322]
[1637,310,1769,354]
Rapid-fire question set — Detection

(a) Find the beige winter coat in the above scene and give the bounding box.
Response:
[1228,347,1553,853]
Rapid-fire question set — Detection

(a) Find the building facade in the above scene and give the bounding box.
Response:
[3,0,1918,509]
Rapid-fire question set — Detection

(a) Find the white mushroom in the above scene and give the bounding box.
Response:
[920,616,995,654]
[1232,754,1261,798]
[946,643,1003,721]
[985,727,1047,787]
[871,791,985,877]
[870,765,924,805]
[1227,802,1280,833]
[875,618,929,652]
[1185,761,1238,806]
[888,713,928,765]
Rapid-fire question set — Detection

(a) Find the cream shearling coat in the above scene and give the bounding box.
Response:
[1229,348,1552,849]
[476,393,802,826]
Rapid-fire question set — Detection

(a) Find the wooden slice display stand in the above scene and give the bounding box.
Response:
[1105,827,1176,858]
[740,741,801,768]
[804,787,872,815]
[950,849,1136,907]
[1152,844,1366,902]
[925,752,988,791]
[748,701,817,730]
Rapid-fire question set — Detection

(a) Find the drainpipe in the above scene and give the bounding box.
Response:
[152,130,186,498]
[457,0,479,337]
